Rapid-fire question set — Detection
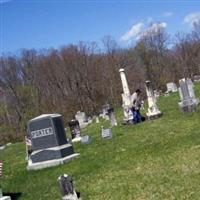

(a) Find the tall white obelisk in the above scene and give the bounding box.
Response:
[145,80,162,119]
[119,68,133,122]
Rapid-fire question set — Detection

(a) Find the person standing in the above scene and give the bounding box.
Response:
[131,89,144,123]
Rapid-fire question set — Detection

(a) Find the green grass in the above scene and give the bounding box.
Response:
[1,84,200,200]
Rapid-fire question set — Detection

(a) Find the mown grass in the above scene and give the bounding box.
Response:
[1,84,200,200]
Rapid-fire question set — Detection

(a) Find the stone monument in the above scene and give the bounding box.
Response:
[166,82,178,93]
[107,108,117,127]
[145,81,162,119]
[178,78,199,112]
[95,116,100,123]
[119,68,133,123]
[101,126,112,139]
[194,75,200,82]
[58,174,80,200]
[100,104,110,120]
[81,135,92,144]
[68,120,81,142]
[26,114,79,170]
[75,111,92,128]
[154,90,160,100]
[75,111,87,128]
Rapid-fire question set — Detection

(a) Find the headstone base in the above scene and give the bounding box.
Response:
[146,111,162,120]
[0,197,11,200]
[122,119,134,125]
[62,193,80,200]
[27,153,79,170]
[179,103,197,112]
[79,121,92,129]
[72,137,82,143]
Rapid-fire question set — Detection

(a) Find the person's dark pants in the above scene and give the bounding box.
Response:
[131,107,145,123]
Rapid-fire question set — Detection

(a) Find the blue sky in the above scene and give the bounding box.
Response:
[0,0,200,55]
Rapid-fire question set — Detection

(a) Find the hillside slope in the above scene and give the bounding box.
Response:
[1,84,200,200]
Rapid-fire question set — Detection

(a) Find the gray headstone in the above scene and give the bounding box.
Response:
[75,111,87,125]
[81,135,91,144]
[178,78,199,112]
[101,127,112,139]
[145,80,162,119]
[58,174,79,200]
[107,108,117,126]
[27,114,79,170]
[166,82,178,93]
[194,75,200,82]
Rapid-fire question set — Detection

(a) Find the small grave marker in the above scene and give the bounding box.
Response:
[58,174,80,200]
[81,135,91,144]
[101,127,112,139]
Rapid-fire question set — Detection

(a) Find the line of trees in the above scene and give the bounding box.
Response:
[0,22,200,144]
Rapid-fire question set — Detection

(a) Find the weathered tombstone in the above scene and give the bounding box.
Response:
[166,82,178,93]
[75,111,92,128]
[26,114,79,170]
[101,127,112,139]
[145,81,162,119]
[58,174,80,200]
[95,116,100,123]
[100,104,110,120]
[178,78,199,112]
[68,120,81,142]
[119,68,133,123]
[140,100,145,110]
[107,108,117,127]
[0,196,11,200]
[194,75,200,82]
[81,135,92,144]
[154,90,160,100]
[75,111,87,127]
[0,146,5,151]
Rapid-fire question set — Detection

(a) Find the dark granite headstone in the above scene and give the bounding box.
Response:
[27,114,79,170]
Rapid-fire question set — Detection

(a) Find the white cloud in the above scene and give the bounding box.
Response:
[184,12,200,26]
[0,0,12,3]
[163,12,173,17]
[120,21,167,42]
[120,22,144,42]
[139,22,167,39]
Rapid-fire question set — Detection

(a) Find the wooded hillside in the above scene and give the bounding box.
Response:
[0,22,200,143]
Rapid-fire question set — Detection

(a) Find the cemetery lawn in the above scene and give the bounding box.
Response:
[1,84,200,200]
